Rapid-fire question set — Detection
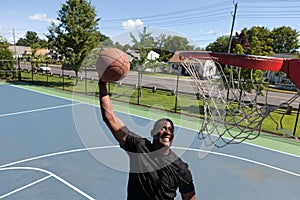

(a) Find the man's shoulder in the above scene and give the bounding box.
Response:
[127,132,151,144]
[122,132,153,152]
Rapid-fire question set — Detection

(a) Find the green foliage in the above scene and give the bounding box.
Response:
[233,44,245,54]
[271,26,299,53]
[130,27,193,65]
[130,27,155,68]
[47,0,101,80]
[243,26,274,56]
[206,25,299,55]
[16,31,47,48]
[0,38,15,79]
[130,27,156,50]
[205,35,230,52]
[160,35,194,52]
[207,25,299,96]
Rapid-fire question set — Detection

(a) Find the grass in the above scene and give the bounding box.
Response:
[9,70,300,139]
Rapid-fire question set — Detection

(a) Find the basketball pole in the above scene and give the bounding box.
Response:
[174,67,180,113]
[293,102,300,137]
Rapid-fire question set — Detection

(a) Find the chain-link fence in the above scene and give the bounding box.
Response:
[1,59,300,138]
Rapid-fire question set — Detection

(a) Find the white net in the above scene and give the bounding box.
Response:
[181,56,299,147]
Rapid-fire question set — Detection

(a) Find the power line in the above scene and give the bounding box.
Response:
[100,1,234,31]
[102,1,232,22]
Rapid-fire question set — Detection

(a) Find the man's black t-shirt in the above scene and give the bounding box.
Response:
[121,132,195,200]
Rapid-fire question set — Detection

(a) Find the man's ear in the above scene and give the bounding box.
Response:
[151,129,156,137]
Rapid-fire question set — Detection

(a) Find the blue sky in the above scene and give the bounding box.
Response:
[1,0,300,48]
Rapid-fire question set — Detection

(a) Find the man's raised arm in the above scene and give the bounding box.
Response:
[98,80,128,145]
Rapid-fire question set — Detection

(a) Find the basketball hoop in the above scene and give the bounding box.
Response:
[179,52,300,147]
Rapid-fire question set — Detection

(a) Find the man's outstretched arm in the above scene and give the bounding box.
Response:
[98,81,128,145]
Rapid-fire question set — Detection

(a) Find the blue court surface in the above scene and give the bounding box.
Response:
[1,83,300,199]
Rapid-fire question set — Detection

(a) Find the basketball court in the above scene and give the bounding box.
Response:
[1,83,300,199]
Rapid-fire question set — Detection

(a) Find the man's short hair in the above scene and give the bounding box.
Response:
[151,118,174,136]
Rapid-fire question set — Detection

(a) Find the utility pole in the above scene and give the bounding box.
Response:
[226,1,238,101]
[227,1,238,53]
[13,29,17,57]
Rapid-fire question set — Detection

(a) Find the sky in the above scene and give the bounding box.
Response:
[1,0,300,48]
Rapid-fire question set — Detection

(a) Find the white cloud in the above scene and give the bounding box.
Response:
[28,13,58,24]
[207,30,219,35]
[122,19,144,30]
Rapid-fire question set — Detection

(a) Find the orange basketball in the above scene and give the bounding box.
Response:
[96,48,130,82]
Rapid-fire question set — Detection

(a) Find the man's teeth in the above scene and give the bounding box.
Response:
[162,138,170,142]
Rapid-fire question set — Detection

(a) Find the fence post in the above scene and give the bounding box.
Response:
[174,70,180,113]
[85,65,87,95]
[62,65,65,90]
[17,56,21,81]
[46,62,49,86]
[137,70,141,105]
[31,60,34,84]
[293,102,300,137]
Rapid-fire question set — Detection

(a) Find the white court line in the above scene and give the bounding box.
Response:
[0,102,82,118]
[0,167,94,200]
[0,146,117,169]
[0,174,52,199]
[174,146,300,177]
[1,145,300,178]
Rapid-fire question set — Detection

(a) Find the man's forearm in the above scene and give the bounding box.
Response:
[98,80,128,145]
[98,81,113,126]
[99,80,108,98]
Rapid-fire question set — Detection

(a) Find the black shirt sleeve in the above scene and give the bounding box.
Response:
[120,132,143,153]
[176,159,195,194]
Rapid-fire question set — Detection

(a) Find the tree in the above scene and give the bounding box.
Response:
[232,31,250,53]
[0,37,15,79]
[205,35,230,52]
[16,31,39,46]
[16,31,48,48]
[231,31,265,95]
[271,26,299,53]
[243,26,274,56]
[47,0,101,85]
[160,35,194,53]
[129,27,155,69]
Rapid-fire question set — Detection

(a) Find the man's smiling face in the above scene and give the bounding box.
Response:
[152,120,174,148]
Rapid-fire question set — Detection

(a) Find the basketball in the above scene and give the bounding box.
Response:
[96,48,130,82]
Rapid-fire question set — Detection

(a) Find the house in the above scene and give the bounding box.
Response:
[9,46,59,60]
[147,50,160,60]
[8,46,31,58]
[169,50,217,78]
[35,48,50,56]
[126,49,140,62]
[126,49,160,61]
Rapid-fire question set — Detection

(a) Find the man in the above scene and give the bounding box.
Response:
[98,80,196,200]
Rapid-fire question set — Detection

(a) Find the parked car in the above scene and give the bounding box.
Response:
[37,66,51,73]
